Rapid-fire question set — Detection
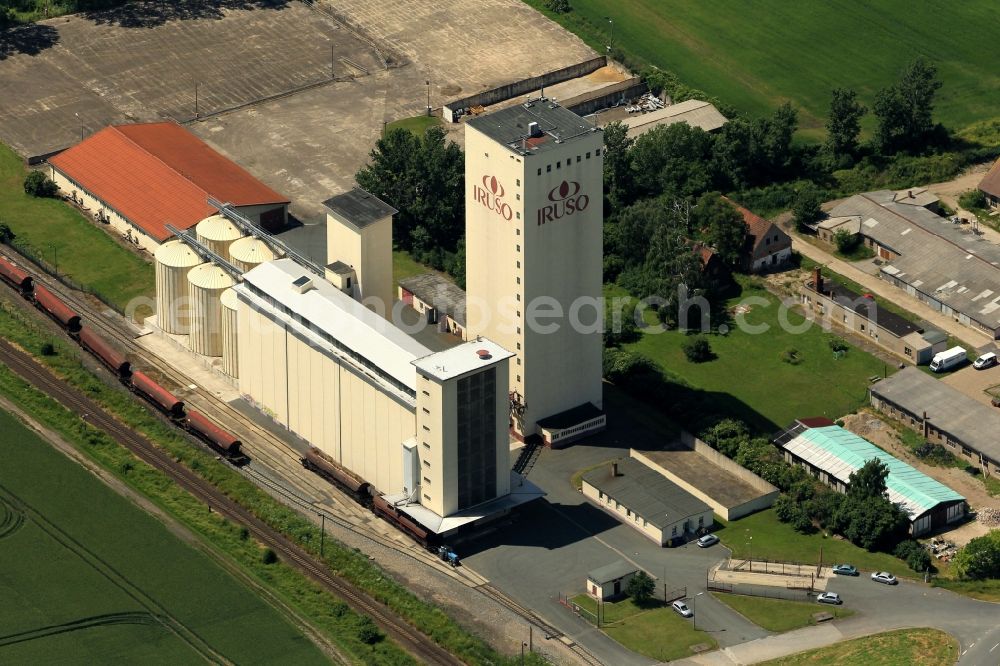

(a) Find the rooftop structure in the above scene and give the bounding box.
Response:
[980,159,1000,207]
[412,338,513,381]
[777,424,965,521]
[466,98,600,156]
[322,189,398,230]
[869,366,1000,466]
[623,99,727,139]
[829,191,1000,338]
[48,122,288,244]
[240,258,429,394]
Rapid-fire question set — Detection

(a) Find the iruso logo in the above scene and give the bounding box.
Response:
[473,175,512,221]
[537,180,589,225]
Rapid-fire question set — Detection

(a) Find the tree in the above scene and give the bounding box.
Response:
[872,58,942,155]
[701,419,750,458]
[825,88,866,164]
[692,192,746,269]
[833,228,861,254]
[24,170,57,197]
[894,539,932,573]
[603,121,635,212]
[626,570,655,604]
[545,0,572,12]
[953,531,1000,580]
[682,335,713,363]
[631,123,714,199]
[0,221,14,244]
[356,616,382,644]
[793,185,823,231]
[847,459,890,501]
[261,548,278,564]
[356,126,464,253]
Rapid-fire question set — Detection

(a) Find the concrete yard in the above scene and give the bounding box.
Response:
[0,1,379,159]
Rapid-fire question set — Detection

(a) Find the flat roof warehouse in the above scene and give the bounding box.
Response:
[467,100,600,156]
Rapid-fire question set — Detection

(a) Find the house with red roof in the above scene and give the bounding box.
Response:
[722,197,792,272]
[47,122,289,253]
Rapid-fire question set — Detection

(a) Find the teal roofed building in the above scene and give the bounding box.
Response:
[774,421,966,536]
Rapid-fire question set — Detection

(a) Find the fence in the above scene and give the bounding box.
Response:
[559,586,687,627]
[706,581,815,602]
[726,558,823,578]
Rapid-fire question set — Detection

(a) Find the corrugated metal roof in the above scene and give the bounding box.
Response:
[870,366,1000,463]
[581,458,711,529]
[624,99,728,138]
[48,122,288,242]
[154,239,201,268]
[780,425,964,518]
[240,259,430,391]
[829,191,1000,330]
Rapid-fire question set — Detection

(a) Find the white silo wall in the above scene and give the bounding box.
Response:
[220,288,239,378]
[187,263,235,357]
[195,214,243,262]
[154,240,201,334]
[229,236,276,273]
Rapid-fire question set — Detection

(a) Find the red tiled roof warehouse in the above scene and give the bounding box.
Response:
[48,122,289,249]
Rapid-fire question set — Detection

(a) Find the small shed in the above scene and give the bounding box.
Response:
[586,561,639,601]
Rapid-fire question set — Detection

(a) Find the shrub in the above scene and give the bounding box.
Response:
[238,526,250,541]
[894,539,932,572]
[626,570,655,604]
[356,616,382,644]
[682,335,713,363]
[40,342,56,356]
[953,531,1000,580]
[261,548,278,565]
[958,189,987,210]
[780,347,802,365]
[23,170,57,198]
[0,222,13,244]
[828,337,849,353]
[545,0,571,12]
[833,229,862,254]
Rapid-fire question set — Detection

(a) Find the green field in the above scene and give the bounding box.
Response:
[711,594,853,633]
[623,280,889,431]
[0,143,154,309]
[760,627,957,665]
[0,408,328,665]
[527,0,1000,139]
[571,595,716,661]
[385,115,442,136]
[716,509,905,574]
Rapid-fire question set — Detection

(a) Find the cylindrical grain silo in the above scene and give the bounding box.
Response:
[154,240,201,334]
[195,214,242,261]
[229,236,276,273]
[187,263,235,357]
[220,287,239,378]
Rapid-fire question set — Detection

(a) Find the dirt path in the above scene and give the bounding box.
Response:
[840,411,998,546]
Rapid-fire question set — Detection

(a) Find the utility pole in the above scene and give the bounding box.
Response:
[606,17,614,53]
[332,44,336,80]
[426,79,431,117]
[320,513,326,556]
[195,82,200,119]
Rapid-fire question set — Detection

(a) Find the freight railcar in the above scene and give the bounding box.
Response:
[301,447,372,500]
[130,371,185,419]
[77,327,131,378]
[184,409,248,464]
[0,256,33,295]
[33,285,81,333]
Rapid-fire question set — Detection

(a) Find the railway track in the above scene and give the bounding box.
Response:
[0,339,464,666]
[0,249,607,666]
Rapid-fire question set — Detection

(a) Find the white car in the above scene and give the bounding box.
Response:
[973,352,998,370]
[696,534,719,548]
[871,571,897,585]
[816,592,842,605]
[671,600,693,617]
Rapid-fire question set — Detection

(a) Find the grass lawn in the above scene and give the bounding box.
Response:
[524,0,1000,140]
[715,509,905,574]
[393,250,439,284]
[933,577,1000,603]
[0,143,154,309]
[385,115,441,136]
[572,595,717,661]
[759,627,958,665]
[712,594,853,633]
[0,408,328,665]
[624,279,890,432]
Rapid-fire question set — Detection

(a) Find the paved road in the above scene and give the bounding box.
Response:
[466,440,1000,665]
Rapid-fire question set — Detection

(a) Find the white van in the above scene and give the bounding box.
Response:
[973,352,998,370]
[930,346,967,372]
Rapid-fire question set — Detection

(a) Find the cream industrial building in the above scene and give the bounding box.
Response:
[147,101,611,532]
[465,101,605,443]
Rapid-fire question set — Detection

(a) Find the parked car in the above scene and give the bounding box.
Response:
[871,571,897,585]
[671,600,693,617]
[973,352,998,370]
[832,564,858,576]
[817,592,842,605]
[696,534,719,548]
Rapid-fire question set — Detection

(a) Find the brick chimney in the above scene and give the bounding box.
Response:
[813,267,824,294]
[922,411,930,439]
[611,461,619,478]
